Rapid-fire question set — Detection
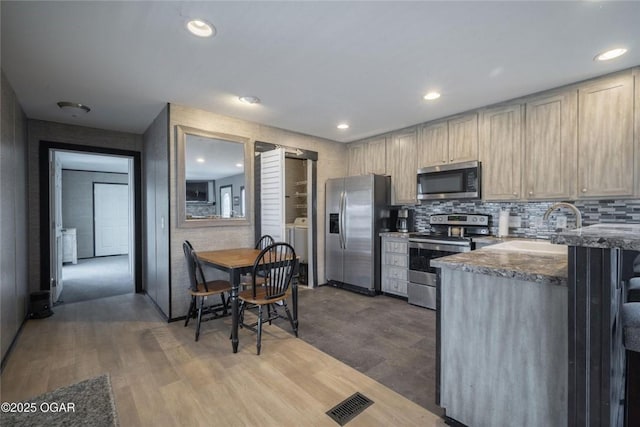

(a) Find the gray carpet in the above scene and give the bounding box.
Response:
[277,285,442,415]
[1,374,119,427]
[60,255,133,304]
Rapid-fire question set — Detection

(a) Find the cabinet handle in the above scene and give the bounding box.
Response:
[512,192,518,197]
[581,188,587,193]
[442,160,446,163]
[450,158,454,161]
[528,191,533,196]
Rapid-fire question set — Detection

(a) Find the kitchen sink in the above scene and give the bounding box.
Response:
[483,239,567,255]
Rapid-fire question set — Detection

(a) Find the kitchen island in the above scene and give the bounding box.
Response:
[434,225,640,427]
[432,242,569,427]
[551,224,640,427]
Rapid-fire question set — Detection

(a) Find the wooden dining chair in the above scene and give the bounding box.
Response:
[241,235,275,288]
[183,241,232,342]
[238,242,298,355]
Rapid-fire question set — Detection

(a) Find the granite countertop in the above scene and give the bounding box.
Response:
[551,223,640,251]
[431,246,568,286]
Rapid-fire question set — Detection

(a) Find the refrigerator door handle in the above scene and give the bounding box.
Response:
[339,191,347,249]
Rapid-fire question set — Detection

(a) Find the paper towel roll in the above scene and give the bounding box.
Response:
[498,210,510,237]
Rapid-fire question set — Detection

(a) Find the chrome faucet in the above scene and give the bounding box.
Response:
[543,202,582,229]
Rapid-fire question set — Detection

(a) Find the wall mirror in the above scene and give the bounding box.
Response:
[176,125,252,227]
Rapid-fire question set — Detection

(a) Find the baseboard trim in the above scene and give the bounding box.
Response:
[1,312,30,373]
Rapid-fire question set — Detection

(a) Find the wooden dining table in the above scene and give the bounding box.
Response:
[196,247,299,353]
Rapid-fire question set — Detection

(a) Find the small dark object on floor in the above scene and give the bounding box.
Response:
[30,291,53,319]
[326,392,374,426]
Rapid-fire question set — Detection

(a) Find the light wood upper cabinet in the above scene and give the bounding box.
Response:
[419,120,448,167]
[387,129,417,205]
[366,136,387,175]
[577,71,635,198]
[448,113,479,163]
[418,113,478,169]
[480,104,523,200]
[524,90,577,200]
[346,143,366,176]
[346,137,386,176]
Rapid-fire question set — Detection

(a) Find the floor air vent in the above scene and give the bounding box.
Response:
[326,392,374,426]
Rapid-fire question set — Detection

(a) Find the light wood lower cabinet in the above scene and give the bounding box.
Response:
[577,71,635,198]
[381,236,409,297]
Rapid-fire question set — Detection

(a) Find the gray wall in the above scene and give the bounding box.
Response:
[27,120,143,294]
[1,71,29,363]
[62,170,128,258]
[143,105,170,317]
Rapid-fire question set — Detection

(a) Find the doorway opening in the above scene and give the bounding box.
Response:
[39,142,142,304]
[254,142,318,288]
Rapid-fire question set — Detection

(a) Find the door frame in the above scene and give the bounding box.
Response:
[254,141,318,287]
[39,141,143,293]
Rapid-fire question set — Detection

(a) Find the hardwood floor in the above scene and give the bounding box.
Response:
[1,293,445,426]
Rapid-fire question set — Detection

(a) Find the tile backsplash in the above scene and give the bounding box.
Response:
[412,199,640,239]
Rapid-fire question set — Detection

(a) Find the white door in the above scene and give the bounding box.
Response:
[260,148,286,242]
[50,151,64,302]
[94,183,129,256]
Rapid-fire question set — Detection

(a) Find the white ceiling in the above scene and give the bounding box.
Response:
[2,1,640,143]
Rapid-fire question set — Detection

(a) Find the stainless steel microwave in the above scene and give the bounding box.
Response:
[417,160,481,200]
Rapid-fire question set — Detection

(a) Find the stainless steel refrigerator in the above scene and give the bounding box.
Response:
[325,174,389,295]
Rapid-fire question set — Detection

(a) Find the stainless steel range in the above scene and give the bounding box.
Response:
[408,214,490,309]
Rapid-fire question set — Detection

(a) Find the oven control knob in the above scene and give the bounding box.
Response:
[472,217,477,222]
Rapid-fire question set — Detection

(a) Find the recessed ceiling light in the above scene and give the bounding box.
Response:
[57,101,90,117]
[186,19,215,38]
[337,123,349,130]
[423,92,441,101]
[238,96,261,105]
[594,48,627,61]
[235,163,243,168]
[196,158,205,163]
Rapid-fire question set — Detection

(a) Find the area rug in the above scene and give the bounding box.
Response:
[1,374,119,427]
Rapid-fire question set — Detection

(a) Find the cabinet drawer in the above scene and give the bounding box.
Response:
[385,253,408,267]
[384,240,408,254]
[386,266,407,281]
[386,278,408,297]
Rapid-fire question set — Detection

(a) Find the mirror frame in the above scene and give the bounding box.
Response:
[176,125,253,228]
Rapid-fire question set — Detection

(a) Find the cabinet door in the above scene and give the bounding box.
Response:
[347,143,366,176]
[577,72,634,198]
[448,113,479,163]
[419,121,448,167]
[366,136,387,175]
[524,91,577,200]
[480,104,523,200]
[387,129,417,205]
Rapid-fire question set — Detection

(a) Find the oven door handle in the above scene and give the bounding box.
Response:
[409,240,471,253]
